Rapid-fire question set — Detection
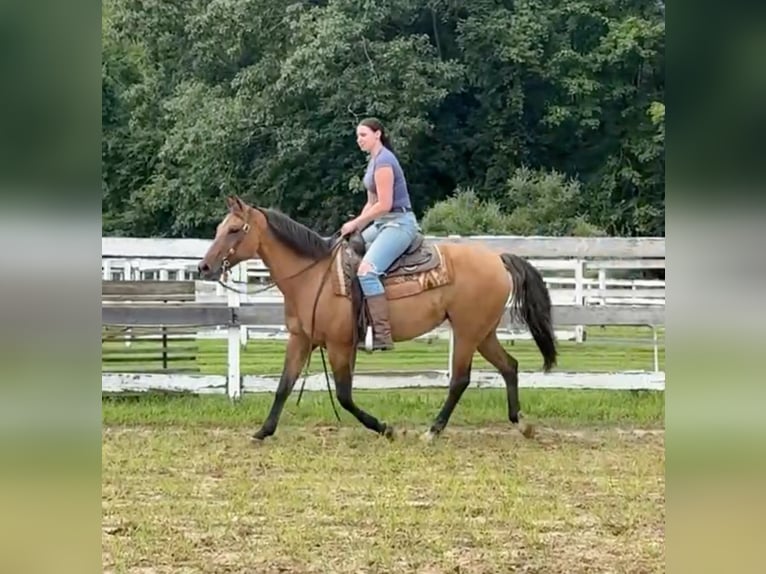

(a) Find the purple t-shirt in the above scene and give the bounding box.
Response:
[363,147,412,210]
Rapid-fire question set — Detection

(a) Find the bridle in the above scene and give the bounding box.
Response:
[216,218,342,297]
[220,221,251,275]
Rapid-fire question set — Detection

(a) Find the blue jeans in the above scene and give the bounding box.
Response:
[358,211,420,296]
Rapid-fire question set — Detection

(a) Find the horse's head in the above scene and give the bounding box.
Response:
[198,195,261,280]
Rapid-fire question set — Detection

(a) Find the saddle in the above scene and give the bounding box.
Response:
[332,230,452,302]
[331,230,454,347]
[346,231,441,278]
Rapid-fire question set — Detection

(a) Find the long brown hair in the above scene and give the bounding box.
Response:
[359,117,394,152]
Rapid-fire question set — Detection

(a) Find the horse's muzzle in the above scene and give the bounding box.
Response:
[197,260,220,280]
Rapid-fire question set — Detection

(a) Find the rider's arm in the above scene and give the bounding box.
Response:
[353,166,393,229]
[360,190,376,216]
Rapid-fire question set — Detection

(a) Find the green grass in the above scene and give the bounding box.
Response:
[103,387,664,429]
[103,325,665,374]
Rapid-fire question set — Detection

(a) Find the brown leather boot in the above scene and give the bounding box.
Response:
[363,293,394,351]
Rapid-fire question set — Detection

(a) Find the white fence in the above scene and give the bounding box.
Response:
[102,235,665,397]
[102,236,665,337]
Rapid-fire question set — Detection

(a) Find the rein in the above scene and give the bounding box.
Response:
[295,238,346,415]
[215,216,346,422]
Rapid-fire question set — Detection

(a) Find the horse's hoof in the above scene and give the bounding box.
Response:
[516,420,535,439]
[382,424,396,440]
[251,430,270,442]
[420,430,438,443]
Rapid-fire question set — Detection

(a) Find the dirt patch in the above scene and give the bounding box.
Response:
[103,425,664,573]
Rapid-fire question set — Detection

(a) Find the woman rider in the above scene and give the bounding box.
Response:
[340,117,420,351]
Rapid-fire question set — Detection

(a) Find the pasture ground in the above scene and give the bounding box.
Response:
[103,389,664,573]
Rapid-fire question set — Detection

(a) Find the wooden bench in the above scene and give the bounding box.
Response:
[102,281,200,374]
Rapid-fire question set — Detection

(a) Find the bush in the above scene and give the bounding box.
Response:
[420,187,511,235]
[421,169,606,236]
[501,167,605,236]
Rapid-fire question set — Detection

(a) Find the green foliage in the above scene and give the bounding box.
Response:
[501,167,606,236]
[422,168,606,236]
[102,0,664,238]
[420,187,511,235]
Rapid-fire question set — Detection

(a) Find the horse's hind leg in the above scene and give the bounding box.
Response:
[422,334,475,441]
[327,342,395,439]
[477,331,534,438]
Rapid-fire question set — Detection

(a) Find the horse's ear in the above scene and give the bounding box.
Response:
[226,195,246,213]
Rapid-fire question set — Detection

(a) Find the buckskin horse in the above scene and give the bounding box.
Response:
[198,196,557,441]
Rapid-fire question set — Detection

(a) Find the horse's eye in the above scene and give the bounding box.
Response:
[228,228,240,235]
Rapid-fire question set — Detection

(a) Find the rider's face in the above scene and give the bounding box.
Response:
[356,125,379,152]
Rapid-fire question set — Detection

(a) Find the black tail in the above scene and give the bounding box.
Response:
[500,253,558,372]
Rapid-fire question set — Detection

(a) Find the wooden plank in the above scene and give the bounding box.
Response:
[102,345,199,356]
[102,280,196,301]
[103,294,197,302]
[104,235,665,260]
[102,370,665,393]
[233,302,666,327]
[103,367,201,375]
[102,373,225,393]
[234,304,285,325]
[428,236,665,258]
[103,237,213,259]
[102,335,200,343]
[549,305,664,326]
[102,325,202,336]
[101,301,664,328]
[102,280,196,295]
[243,370,666,392]
[103,354,198,363]
[585,259,666,270]
[584,289,665,299]
[102,303,231,326]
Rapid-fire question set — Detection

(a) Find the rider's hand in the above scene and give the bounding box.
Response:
[340,220,358,237]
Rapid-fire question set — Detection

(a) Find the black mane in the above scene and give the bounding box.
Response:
[259,208,333,259]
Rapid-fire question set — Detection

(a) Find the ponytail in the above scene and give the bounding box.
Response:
[380,132,394,152]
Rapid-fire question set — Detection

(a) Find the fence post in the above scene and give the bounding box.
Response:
[226,269,242,400]
[598,268,607,305]
[237,264,249,347]
[574,259,585,343]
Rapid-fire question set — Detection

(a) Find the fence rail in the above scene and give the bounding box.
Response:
[103,235,665,259]
[101,234,665,398]
[102,301,664,328]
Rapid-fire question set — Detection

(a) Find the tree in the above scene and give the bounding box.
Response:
[101,0,664,238]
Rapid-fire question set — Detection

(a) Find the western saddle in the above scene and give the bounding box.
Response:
[330,229,452,351]
[346,230,442,277]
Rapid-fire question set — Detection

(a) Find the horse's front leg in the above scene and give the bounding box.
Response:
[327,342,395,439]
[252,332,313,441]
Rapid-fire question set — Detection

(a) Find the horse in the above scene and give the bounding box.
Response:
[198,195,557,442]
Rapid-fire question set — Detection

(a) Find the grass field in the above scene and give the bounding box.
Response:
[103,325,665,375]
[103,389,665,573]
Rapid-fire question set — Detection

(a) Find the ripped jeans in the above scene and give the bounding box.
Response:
[358,211,420,297]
